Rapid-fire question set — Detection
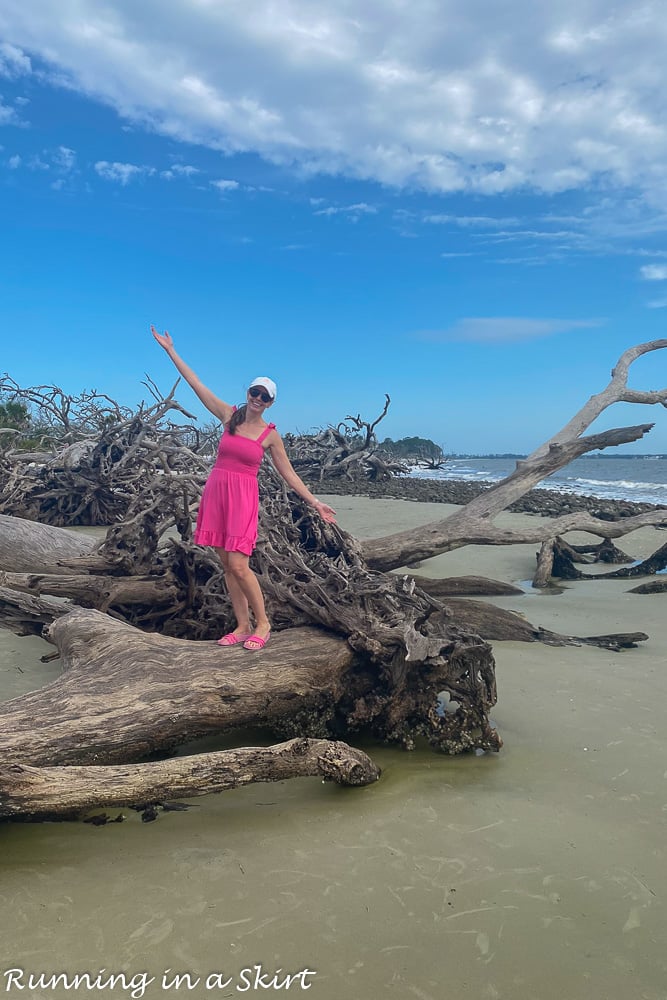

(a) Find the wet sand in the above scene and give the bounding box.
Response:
[1,497,666,1000]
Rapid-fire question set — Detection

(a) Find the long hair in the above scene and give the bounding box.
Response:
[227,404,247,435]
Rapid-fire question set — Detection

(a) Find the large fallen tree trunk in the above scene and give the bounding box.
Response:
[0,607,500,769]
[0,513,97,572]
[0,613,357,766]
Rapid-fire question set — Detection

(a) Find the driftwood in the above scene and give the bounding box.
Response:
[0,513,96,572]
[628,580,667,594]
[360,341,667,571]
[0,612,363,767]
[533,536,667,586]
[363,424,667,571]
[2,339,667,820]
[0,738,380,821]
[0,604,498,822]
[414,576,524,597]
[0,375,211,526]
[432,599,647,649]
[283,396,407,482]
[533,539,557,588]
[593,540,667,579]
[568,539,633,563]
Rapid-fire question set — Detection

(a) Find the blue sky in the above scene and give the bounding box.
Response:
[2,1,667,453]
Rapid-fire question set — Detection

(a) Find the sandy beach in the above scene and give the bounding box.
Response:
[1,495,666,1000]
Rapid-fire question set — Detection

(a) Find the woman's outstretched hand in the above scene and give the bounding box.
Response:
[151,325,174,352]
[316,502,337,524]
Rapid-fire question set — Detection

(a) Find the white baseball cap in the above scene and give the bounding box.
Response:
[249,376,277,400]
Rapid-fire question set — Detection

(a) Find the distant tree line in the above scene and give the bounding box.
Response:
[451,452,526,459]
[378,436,446,464]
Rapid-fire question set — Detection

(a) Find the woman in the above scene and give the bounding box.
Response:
[151,325,336,651]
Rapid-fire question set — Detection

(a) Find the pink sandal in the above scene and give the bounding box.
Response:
[243,632,271,651]
[217,632,251,646]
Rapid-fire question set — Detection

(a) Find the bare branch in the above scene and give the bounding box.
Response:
[525,338,667,461]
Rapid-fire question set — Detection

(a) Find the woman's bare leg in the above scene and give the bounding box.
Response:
[224,551,271,646]
[216,548,252,636]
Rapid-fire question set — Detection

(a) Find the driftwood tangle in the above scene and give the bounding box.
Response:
[1,339,667,820]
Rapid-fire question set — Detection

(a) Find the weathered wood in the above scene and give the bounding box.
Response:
[628,580,667,594]
[0,607,501,770]
[431,598,647,650]
[533,539,556,588]
[431,601,541,643]
[411,575,524,597]
[593,540,667,579]
[356,340,667,572]
[0,513,97,572]
[362,423,667,572]
[0,570,178,612]
[576,632,648,650]
[0,585,72,636]
[533,535,638,587]
[0,612,355,766]
[284,396,405,483]
[525,339,667,461]
[0,376,210,526]
[569,539,633,563]
[547,539,667,582]
[0,738,380,820]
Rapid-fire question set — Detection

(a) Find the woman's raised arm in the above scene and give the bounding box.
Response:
[151,326,234,424]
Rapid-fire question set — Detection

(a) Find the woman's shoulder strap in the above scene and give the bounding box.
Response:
[257,422,276,445]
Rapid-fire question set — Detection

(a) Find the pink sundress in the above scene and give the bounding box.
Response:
[193,419,276,555]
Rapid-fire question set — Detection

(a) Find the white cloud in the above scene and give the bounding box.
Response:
[27,154,49,171]
[640,264,667,281]
[420,317,602,343]
[426,215,520,228]
[494,256,554,266]
[7,145,79,177]
[0,101,19,125]
[479,229,583,243]
[647,298,667,309]
[53,145,76,171]
[94,161,154,184]
[0,42,31,78]
[210,178,240,192]
[2,2,667,204]
[632,248,667,259]
[314,203,377,217]
[161,163,200,179]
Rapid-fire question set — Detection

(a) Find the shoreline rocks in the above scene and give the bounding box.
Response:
[311,475,665,521]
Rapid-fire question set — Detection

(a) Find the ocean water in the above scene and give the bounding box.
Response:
[411,454,667,506]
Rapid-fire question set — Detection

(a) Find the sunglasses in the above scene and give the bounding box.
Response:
[248,386,272,404]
